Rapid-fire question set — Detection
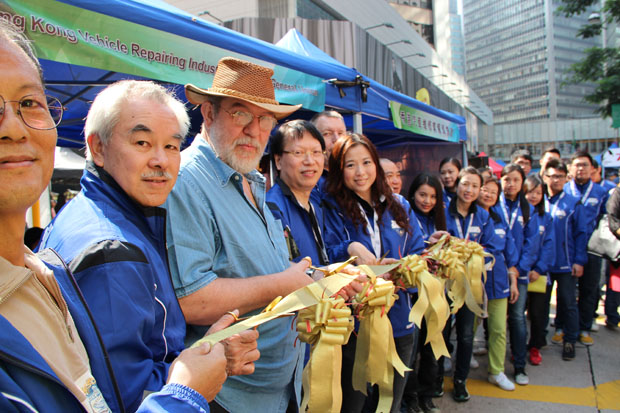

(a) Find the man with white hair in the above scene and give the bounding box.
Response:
[39,79,258,411]
[380,158,403,194]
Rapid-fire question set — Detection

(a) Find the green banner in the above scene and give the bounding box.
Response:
[0,0,325,112]
[390,101,460,142]
[612,104,620,129]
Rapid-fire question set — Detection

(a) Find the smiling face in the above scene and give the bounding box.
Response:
[525,184,543,207]
[89,97,181,207]
[440,162,459,190]
[275,131,324,197]
[314,115,346,156]
[456,173,481,206]
[203,97,274,174]
[380,158,402,194]
[478,180,499,210]
[0,42,56,214]
[500,170,523,200]
[413,183,437,214]
[343,144,376,203]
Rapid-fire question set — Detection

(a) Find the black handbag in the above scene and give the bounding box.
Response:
[588,214,620,261]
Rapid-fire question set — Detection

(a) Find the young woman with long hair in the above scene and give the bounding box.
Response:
[323,133,424,413]
[439,157,462,206]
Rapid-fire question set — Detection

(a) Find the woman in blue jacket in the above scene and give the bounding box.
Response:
[523,175,556,366]
[439,157,462,207]
[499,163,539,386]
[402,173,446,412]
[323,133,424,413]
[444,166,499,402]
[479,176,519,391]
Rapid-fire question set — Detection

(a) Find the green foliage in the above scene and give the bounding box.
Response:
[559,0,620,118]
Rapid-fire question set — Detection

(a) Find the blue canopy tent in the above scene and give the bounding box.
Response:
[275,29,467,148]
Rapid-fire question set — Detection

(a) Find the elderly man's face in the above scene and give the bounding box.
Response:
[380,159,402,194]
[0,42,56,213]
[89,97,181,207]
[275,131,324,196]
[314,115,346,159]
[203,97,274,174]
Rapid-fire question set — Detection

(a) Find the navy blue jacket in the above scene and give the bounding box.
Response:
[0,250,209,413]
[485,209,519,300]
[323,193,425,337]
[445,199,499,257]
[546,191,589,272]
[267,178,329,265]
[564,180,608,236]
[530,211,556,275]
[39,164,186,411]
[495,195,539,284]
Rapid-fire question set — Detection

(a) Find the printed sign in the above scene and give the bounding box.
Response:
[390,101,460,142]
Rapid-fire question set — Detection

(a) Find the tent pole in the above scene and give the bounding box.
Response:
[352,113,362,134]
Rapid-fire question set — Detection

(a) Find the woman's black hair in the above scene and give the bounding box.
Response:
[407,173,447,231]
[439,157,462,172]
[523,174,546,216]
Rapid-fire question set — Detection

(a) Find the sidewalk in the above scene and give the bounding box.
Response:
[430,314,620,412]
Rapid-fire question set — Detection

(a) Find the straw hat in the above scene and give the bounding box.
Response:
[185,57,301,120]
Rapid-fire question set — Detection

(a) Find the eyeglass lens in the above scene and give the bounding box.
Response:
[0,94,64,130]
[228,110,277,131]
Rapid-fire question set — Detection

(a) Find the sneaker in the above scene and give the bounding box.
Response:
[488,372,515,391]
[452,379,470,402]
[529,348,542,366]
[419,396,440,413]
[605,320,618,330]
[432,376,444,398]
[514,368,529,385]
[473,345,488,356]
[470,357,479,369]
[551,329,564,344]
[590,323,599,332]
[562,342,575,360]
[579,331,594,346]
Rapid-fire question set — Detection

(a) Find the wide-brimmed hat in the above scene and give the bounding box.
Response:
[185,57,301,120]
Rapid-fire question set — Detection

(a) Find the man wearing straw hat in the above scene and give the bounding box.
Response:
[166,57,315,412]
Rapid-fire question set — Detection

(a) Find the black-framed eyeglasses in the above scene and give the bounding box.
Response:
[545,174,566,180]
[222,108,277,132]
[0,94,64,130]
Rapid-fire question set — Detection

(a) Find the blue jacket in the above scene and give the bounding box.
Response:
[411,208,438,242]
[546,191,589,272]
[39,164,186,412]
[0,250,209,413]
[485,209,518,300]
[529,211,556,276]
[445,198,499,256]
[442,188,456,209]
[267,178,329,265]
[495,195,539,284]
[564,180,608,235]
[323,193,425,337]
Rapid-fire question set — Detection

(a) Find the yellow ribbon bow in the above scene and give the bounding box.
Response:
[352,268,410,413]
[297,297,354,412]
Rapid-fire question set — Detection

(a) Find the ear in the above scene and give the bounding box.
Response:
[200,101,215,129]
[274,154,282,171]
[87,133,105,167]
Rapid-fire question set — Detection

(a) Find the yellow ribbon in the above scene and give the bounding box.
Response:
[191,271,358,347]
[351,268,410,413]
[297,297,354,413]
[394,255,450,359]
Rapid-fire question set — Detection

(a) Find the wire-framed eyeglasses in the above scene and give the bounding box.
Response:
[222,108,277,132]
[0,94,64,130]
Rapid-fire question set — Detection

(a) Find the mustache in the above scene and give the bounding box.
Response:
[235,137,260,150]
[141,170,173,179]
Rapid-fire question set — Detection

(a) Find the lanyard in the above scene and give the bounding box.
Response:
[499,194,519,230]
[545,192,565,218]
[307,203,329,265]
[569,180,593,205]
[360,203,382,257]
[455,213,475,240]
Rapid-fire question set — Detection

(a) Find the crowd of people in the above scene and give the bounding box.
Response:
[2,18,619,413]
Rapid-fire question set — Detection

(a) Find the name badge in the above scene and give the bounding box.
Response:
[555,210,567,219]
[587,197,599,206]
[518,215,524,225]
[539,225,545,234]
[495,228,506,238]
[469,226,481,234]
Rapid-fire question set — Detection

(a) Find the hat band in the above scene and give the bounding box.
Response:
[209,87,279,106]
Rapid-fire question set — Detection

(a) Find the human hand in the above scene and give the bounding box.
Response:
[509,282,519,304]
[206,310,260,376]
[346,242,377,265]
[167,342,227,402]
[428,231,449,245]
[572,264,584,278]
[528,270,540,283]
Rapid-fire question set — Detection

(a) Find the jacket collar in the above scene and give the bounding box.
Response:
[448,196,478,218]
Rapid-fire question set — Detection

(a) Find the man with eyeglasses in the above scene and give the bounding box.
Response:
[1,21,232,413]
[165,57,316,413]
[267,120,330,269]
[562,151,608,346]
[541,158,588,361]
